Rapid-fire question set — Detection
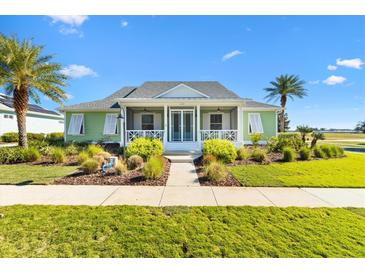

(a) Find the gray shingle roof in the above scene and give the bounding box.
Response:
[62,81,280,111]
[126,81,240,99]
[245,100,280,109]
[61,86,136,111]
[0,94,62,116]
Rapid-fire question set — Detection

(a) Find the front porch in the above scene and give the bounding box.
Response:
[122,105,243,151]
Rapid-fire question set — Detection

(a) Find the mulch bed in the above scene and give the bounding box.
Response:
[54,157,171,186]
[194,157,241,187]
[31,155,79,166]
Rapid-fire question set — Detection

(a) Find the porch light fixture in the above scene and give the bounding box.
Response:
[217,107,221,112]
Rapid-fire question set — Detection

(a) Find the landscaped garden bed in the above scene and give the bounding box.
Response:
[54,157,170,186]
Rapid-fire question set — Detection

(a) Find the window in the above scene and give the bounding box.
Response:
[4,114,14,119]
[103,114,118,135]
[141,114,154,130]
[210,114,222,130]
[68,114,84,135]
[248,113,264,134]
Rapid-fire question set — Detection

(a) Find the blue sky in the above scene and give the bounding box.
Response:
[1,15,364,129]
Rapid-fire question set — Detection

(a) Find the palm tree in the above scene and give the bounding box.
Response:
[310,132,325,148]
[296,125,313,143]
[264,74,307,132]
[355,121,365,133]
[0,34,68,147]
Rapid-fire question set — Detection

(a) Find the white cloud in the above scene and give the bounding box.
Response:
[323,75,346,85]
[121,21,129,28]
[336,58,364,69]
[49,15,88,27]
[309,80,320,84]
[61,65,98,79]
[59,26,81,36]
[65,93,74,100]
[222,50,243,61]
[245,27,252,32]
[327,65,337,71]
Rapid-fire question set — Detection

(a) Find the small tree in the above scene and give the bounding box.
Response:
[355,121,365,133]
[278,113,290,132]
[310,132,325,148]
[296,125,313,143]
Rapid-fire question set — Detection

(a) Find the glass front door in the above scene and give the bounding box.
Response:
[170,109,195,142]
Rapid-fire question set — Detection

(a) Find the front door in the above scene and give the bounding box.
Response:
[170,109,195,142]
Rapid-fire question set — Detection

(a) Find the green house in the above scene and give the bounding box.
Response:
[61,81,280,152]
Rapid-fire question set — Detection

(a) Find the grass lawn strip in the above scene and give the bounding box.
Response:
[230,153,365,187]
[0,164,78,185]
[0,205,364,258]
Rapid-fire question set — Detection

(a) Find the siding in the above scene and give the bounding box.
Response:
[242,110,277,141]
[65,111,121,143]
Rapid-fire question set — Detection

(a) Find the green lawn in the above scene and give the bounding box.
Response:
[0,205,364,257]
[0,164,78,185]
[323,132,365,140]
[230,153,365,187]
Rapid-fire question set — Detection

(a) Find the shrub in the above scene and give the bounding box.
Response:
[77,151,89,164]
[125,138,163,160]
[204,161,228,182]
[203,139,237,164]
[313,146,326,158]
[1,132,18,142]
[96,151,111,161]
[237,147,250,160]
[335,146,345,157]
[50,147,65,163]
[299,146,312,160]
[23,147,41,162]
[65,143,79,156]
[93,155,105,166]
[115,161,128,175]
[86,144,104,157]
[143,156,164,179]
[0,147,26,164]
[250,133,262,147]
[267,133,302,152]
[46,132,64,145]
[202,154,217,166]
[81,159,99,174]
[127,155,144,170]
[329,144,338,157]
[251,148,268,163]
[320,144,334,158]
[282,147,296,162]
[27,133,45,141]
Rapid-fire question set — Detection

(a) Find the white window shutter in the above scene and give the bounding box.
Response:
[249,113,264,134]
[68,114,84,135]
[104,114,117,134]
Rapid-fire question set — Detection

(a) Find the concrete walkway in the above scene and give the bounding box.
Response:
[0,185,364,207]
[166,163,200,186]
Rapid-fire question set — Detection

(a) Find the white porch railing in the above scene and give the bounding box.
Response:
[200,130,238,141]
[127,130,164,142]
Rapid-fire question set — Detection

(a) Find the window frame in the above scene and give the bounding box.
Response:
[248,113,264,134]
[141,113,154,130]
[103,113,119,135]
[209,113,223,130]
[67,113,85,136]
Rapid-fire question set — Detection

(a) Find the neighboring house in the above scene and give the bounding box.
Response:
[0,93,64,135]
[61,81,280,152]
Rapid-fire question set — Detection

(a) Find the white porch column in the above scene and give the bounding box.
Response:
[163,105,168,146]
[123,106,127,146]
[237,105,243,145]
[196,105,201,145]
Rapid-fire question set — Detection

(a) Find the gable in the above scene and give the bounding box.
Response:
[155,84,209,98]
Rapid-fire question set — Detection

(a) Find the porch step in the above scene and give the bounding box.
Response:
[164,154,201,163]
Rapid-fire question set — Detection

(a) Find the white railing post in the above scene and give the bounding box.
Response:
[164,105,168,146]
[197,105,201,145]
[237,106,243,145]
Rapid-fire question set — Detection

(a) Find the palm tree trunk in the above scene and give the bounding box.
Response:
[279,109,285,132]
[13,87,29,147]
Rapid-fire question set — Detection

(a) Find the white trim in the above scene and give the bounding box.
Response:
[154,83,209,98]
[275,111,278,136]
[237,106,243,143]
[196,105,201,144]
[163,105,168,146]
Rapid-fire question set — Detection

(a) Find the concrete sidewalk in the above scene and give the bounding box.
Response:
[0,185,364,207]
